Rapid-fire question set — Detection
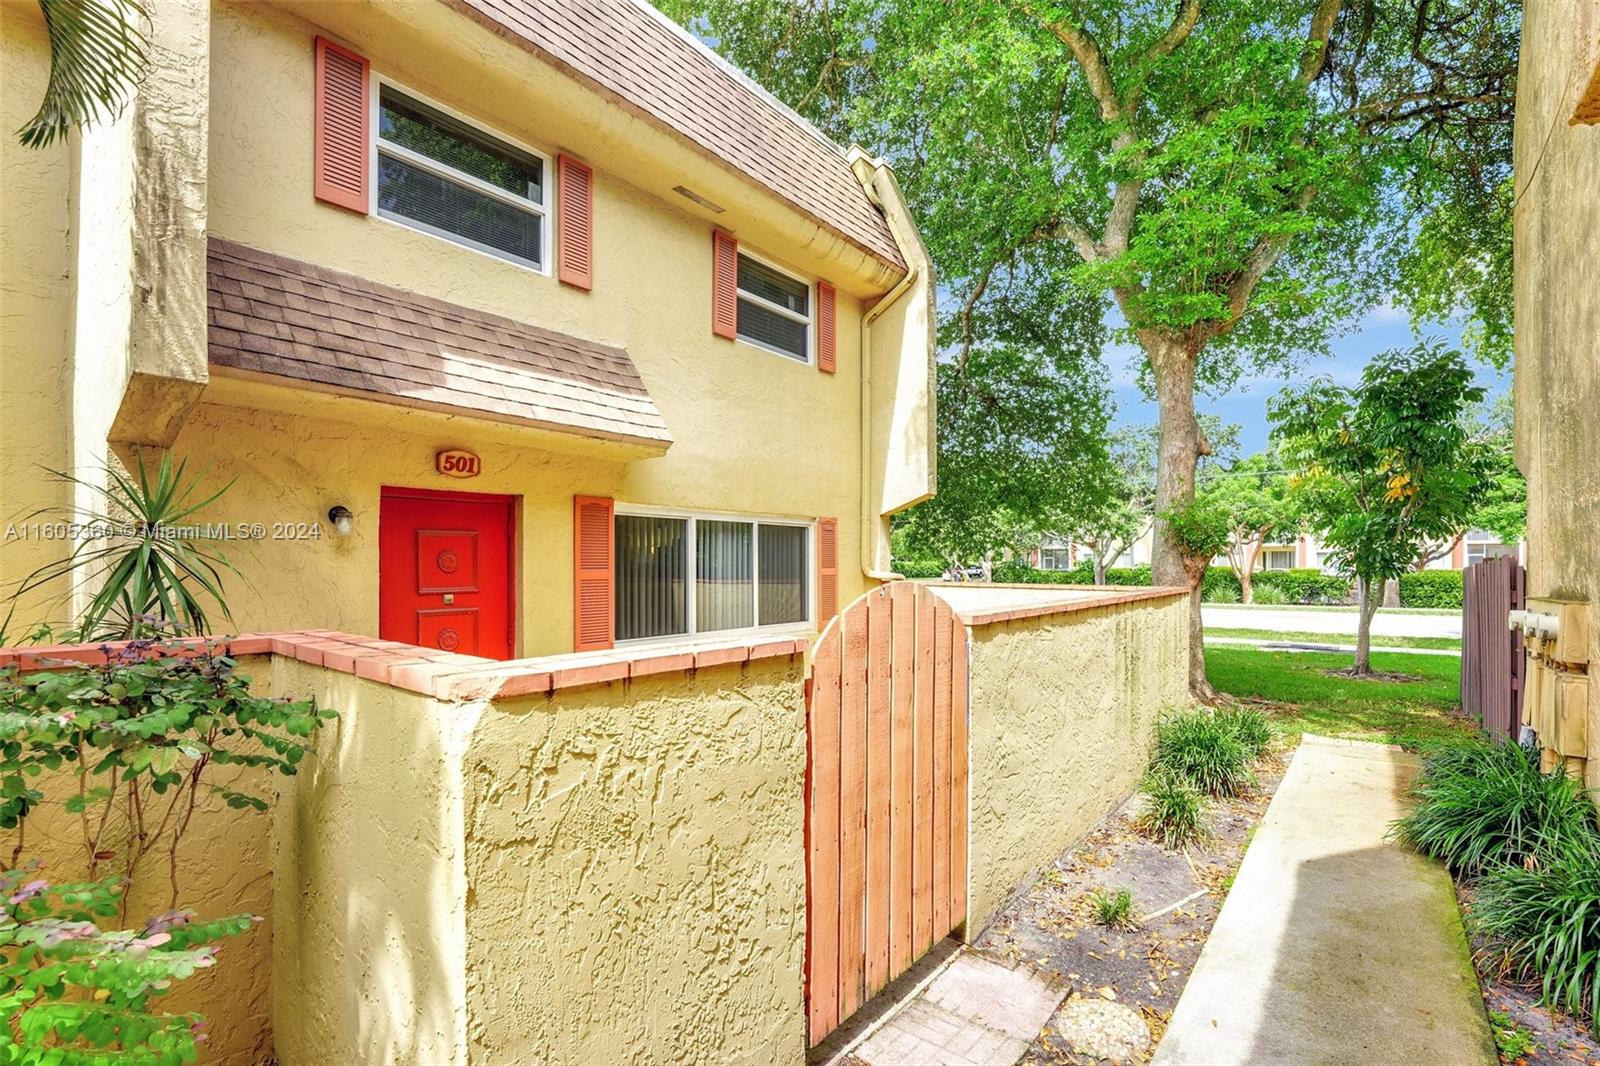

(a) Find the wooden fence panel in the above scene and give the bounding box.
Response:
[805,582,969,1046]
[1461,555,1526,742]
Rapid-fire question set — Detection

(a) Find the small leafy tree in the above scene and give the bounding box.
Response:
[1271,340,1491,675]
[1197,452,1301,604]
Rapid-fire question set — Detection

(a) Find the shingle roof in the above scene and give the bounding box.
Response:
[441,0,906,271]
[205,238,672,448]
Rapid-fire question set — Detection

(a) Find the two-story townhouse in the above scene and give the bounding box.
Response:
[0,0,935,660]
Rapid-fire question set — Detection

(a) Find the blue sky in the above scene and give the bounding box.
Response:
[1105,307,1511,454]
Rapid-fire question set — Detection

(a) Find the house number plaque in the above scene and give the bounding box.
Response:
[436,449,481,479]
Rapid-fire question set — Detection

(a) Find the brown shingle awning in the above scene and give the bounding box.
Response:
[205,238,672,450]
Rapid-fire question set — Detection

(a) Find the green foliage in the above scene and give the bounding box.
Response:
[20,0,149,149]
[1204,583,1240,604]
[1399,570,1464,609]
[1253,569,1355,606]
[1197,452,1302,584]
[1218,708,1273,761]
[1486,1010,1537,1060]
[1159,499,1233,567]
[1474,850,1600,1024]
[1089,886,1137,930]
[891,559,946,580]
[1153,709,1256,798]
[1393,742,1599,877]
[1463,391,1527,544]
[3,452,238,642]
[0,868,254,1065]
[1135,771,1209,850]
[1248,583,1289,606]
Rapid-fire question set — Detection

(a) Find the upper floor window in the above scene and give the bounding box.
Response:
[737,254,811,362]
[375,83,550,271]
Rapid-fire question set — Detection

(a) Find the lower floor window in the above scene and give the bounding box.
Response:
[1038,546,1072,571]
[614,512,810,641]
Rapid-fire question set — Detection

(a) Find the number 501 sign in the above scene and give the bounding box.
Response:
[436,449,482,479]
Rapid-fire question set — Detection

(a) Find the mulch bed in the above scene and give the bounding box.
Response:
[1458,882,1600,1066]
[969,753,1287,1064]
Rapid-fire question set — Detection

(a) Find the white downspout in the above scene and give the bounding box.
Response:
[852,156,919,582]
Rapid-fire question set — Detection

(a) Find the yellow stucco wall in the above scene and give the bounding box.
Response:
[2,653,277,1066]
[462,659,808,1064]
[270,656,476,1066]
[961,594,1191,934]
[269,655,807,1066]
[0,4,74,625]
[1512,1,1600,789]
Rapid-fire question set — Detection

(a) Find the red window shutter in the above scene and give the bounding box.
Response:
[557,154,593,290]
[712,230,738,339]
[817,517,839,623]
[573,496,615,651]
[313,37,370,214]
[817,280,837,373]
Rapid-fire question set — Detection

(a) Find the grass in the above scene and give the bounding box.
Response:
[1205,645,1477,750]
[1153,709,1257,797]
[1488,1010,1538,1060]
[1089,886,1137,930]
[1204,602,1458,616]
[1135,771,1209,849]
[1207,627,1462,652]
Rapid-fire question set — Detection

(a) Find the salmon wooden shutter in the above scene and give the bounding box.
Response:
[557,154,593,290]
[818,517,839,623]
[817,281,837,373]
[573,496,615,651]
[712,230,738,339]
[313,37,370,214]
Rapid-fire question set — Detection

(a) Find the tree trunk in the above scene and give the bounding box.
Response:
[1239,567,1253,605]
[1353,575,1382,676]
[1148,342,1212,699]
[1383,578,1400,608]
[1093,556,1108,585]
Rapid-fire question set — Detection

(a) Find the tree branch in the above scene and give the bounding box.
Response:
[1299,0,1344,85]
[1017,2,1124,121]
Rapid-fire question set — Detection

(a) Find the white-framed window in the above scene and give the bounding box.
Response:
[1039,546,1073,571]
[613,507,813,643]
[1260,548,1294,571]
[372,79,551,272]
[736,252,812,363]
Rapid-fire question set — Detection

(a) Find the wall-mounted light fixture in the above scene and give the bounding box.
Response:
[327,505,354,537]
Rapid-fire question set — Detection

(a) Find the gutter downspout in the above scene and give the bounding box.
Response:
[851,153,919,582]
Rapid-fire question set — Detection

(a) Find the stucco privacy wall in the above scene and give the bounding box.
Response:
[1513,1,1600,791]
[960,592,1191,934]
[462,657,808,1064]
[0,652,277,1066]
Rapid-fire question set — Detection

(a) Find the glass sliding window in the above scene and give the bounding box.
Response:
[615,515,688,641]
[736,255,811,362]
[376,85,548,269]
[696,520,754,633]
[758,524,809,626]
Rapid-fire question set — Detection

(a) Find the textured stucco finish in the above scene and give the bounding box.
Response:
[1513,1,1600,789]
[963,594,1190,934]
[6,654,277,1065]
[271,655,807,1066]
[462,658,808,1064]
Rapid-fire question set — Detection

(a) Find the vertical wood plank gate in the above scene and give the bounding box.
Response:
[805,582,969,1045]
[1462,555,1526,741]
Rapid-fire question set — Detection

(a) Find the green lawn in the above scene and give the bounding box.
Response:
[1205,645,1480,750]
[1206,627,1462,651]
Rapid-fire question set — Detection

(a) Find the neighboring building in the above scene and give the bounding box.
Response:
[1512,2,1600,782]
[1030,528,1521,575]
[0,0,935,658]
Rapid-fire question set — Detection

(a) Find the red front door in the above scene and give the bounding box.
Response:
[379,487,515,660]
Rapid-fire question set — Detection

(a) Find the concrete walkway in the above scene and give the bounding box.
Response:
[1153,736,1495,1066]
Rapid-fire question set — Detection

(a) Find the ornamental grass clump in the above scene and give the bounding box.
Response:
[1472,847,1600,1024]
[1135,771,1209,849]
[1153,709,1257,797]
[1393,741,1600,877]
[1089,886,1137,930]
[1218,707,1274,761]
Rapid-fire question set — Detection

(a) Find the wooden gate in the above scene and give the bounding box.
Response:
[805,582,969,1046]
[1462,555,1526,741]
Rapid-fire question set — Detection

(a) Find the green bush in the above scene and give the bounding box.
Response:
[1252,568,1355,605]
[1205,583,1240,604]
[1399,569,1464,609]
[1249,582,1290,605]
[891,558,946,579]
[1153,709,1257,797]
[1219,707,1274,760]
[1135,771,1209,849]
[1474,850,1600,1022]
[1202,568,1242,601]
[1393,742,1600,877]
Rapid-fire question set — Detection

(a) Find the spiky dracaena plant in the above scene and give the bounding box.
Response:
[18,0,150,149]
[3,452,238,642]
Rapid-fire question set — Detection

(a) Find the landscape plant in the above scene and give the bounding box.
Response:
[1153,708,1257,798]
[1196,453,1301,604]
[1271,341,1492,675]
[1089,886,1137,930]
[1393,741,1599,877]
[1135,771,1209,850]
[18,0,149,149]
[1473,850,1600,1024]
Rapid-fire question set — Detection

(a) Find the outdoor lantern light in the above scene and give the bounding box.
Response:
[327,505,354,537]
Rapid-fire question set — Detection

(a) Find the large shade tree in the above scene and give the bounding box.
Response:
[666,0,1518,696]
